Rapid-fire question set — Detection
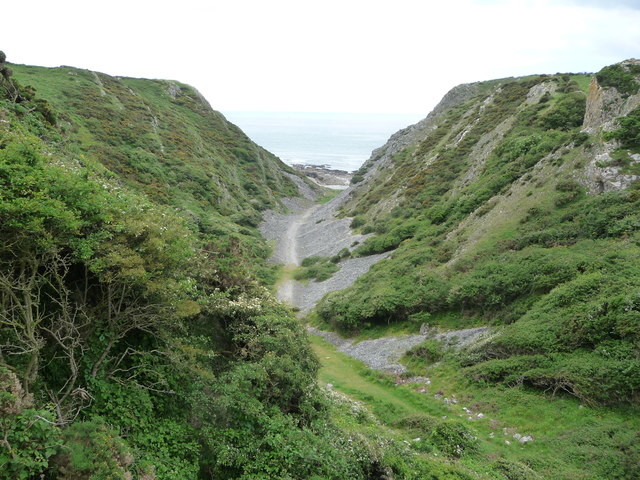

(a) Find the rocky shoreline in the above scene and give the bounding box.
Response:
[292,164,353,189]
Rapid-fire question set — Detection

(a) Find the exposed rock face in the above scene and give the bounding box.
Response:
[583,61,640,133]
[581,59,640,193]
[166,82,181,99]
[582,76,605,133]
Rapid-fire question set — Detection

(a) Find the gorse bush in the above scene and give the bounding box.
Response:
[429,420,479,458]
[606,106,640,149]
[536,92,586,131]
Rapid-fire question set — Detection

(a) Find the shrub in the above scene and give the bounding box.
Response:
[301,256,322,267]
[330,247,351,263]
[606,106,640,149]
[491,459,542,480]
[596,64,640,95]
[351,173,364,184]
[536,92,586,131]
[54,421,134,479]
[429,420,478,458]
[0,364,60,480]
[394,414,439,435]
[350,215,366,229]
[295,256,341,282]
[406,339,446,365]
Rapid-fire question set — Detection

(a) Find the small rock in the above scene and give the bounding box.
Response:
[443,398,451,405]
[477,413,485,419]
[420,323,431,335]
[579,404,585,409]
[412,438,421,442]
[505,440,511,445]
[467,416,474,421]
[513,433,522,441]
[326,383,333,390]
[519,435,533,444]
[489,432,495,438]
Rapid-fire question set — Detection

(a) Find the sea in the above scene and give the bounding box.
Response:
[222,111,425,172]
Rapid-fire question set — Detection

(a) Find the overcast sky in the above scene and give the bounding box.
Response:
[2,0,639,114]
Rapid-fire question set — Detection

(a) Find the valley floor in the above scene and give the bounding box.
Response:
[260,187,389,314]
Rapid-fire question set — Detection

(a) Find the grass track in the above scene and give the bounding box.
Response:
[310,335,640,479]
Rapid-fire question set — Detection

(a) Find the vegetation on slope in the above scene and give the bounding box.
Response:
[10,62,310,287]
[4,49,640,480]
[0,53,411,479]
[313,336,640,480]
[316,67,640,413]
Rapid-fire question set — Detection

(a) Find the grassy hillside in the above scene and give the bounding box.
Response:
[316,63,640,410]
[1,53,414,479]
[312,336,640,480]
[10,63,301,216]
[4,49,640,479]
[9,63,316,286]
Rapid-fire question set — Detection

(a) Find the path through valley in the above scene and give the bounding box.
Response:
[260,179,491,373]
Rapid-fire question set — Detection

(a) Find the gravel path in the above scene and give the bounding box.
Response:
[260,185,390,310]
[309,326,492,374]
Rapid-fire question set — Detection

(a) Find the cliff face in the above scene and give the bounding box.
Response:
[581,59,640,192]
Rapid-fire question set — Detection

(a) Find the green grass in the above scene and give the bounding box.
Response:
[9,62,321,289]
[293,260,340,282]
[573,73,593,93]
[317,188,342,204]
[311,336,446,420]
[311,335,640,479]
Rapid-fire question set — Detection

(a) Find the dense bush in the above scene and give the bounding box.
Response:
[294,256,340,282]
[596,64,640,95]
[53,421,135,479]
[0,369,60,480]
[606,106,640,149]
[406,339,446,365]
[536,92,586,131]
[429,420,479,458]
[0,60,393,479]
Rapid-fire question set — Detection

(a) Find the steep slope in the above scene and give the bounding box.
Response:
[9,62,324,287]
[10,63,305,227]
[316,61,640,410]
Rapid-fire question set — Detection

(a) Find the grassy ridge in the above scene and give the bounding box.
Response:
[10,63,321,287]
[11,63,303,219]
